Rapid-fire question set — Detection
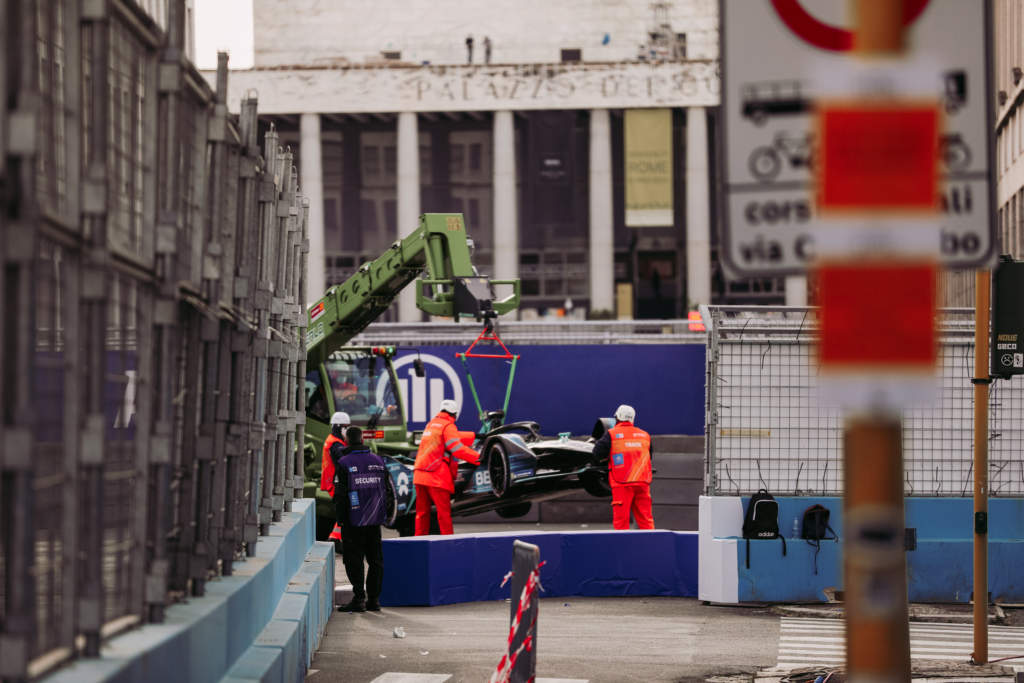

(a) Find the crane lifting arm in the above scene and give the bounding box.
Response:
[305,213,520,369]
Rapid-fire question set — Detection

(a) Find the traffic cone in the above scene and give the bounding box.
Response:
[328,523,342,552]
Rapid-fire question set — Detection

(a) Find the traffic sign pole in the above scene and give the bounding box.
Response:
[842,3,912,682]
[972,268,990,664]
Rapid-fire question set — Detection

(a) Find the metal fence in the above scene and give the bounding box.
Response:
[703,306,1024,498]
[0,2,308,679]
[351,319,708,346]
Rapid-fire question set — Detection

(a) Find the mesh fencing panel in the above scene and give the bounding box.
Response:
[0,1,308,677]
[705,306,1024,498]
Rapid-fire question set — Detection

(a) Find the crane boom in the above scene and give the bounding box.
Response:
[305,213,519,369]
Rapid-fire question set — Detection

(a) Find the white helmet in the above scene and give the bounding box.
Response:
[439,399,459,416]
[614,404,636,422]
[330,411,351,426]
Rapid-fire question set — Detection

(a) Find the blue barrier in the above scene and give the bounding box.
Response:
[380,530,699,606]
[701,495,1024,604]
[389,344,706,435]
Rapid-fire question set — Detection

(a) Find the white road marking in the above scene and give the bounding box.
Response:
[369,674,451,683]
[776,616,1024,670]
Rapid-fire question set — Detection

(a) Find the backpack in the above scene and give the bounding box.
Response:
[742,489,786,569]
[800,503,837,575]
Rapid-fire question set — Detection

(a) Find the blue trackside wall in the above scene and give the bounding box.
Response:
[700,496,1024,604]
[388,344,706,435]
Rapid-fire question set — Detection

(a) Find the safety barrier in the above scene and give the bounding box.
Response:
[380,530,698,606]
[699,495,1024,604]
[0,2,312,679]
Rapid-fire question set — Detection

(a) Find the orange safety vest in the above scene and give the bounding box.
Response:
[413,412,480,493]
[608,422,652,487]
[320,433,345,496]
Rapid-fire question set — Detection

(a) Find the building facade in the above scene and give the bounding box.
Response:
[213,0,789,319]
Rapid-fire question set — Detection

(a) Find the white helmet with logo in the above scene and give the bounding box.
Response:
[439,399,459,416]
[614,404,636,422]
[330,411,351,426]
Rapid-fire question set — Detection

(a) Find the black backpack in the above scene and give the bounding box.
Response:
[742,489,786,569]
[800,503,837,575]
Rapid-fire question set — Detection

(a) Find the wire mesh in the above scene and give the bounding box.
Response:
[705,306,1024,498]
[107,16,149,258]
[1,2,308,677]
[31,238,70,658]
[34,0,69,218]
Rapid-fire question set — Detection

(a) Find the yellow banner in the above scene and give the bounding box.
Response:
[624,109,673,227]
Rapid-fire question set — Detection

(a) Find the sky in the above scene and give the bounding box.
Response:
[193,0,254,69]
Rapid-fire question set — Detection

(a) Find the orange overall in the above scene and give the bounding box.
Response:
[321,433,345,543]
[412,412,480,535]
[608,422,654,530]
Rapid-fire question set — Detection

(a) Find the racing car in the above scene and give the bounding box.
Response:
[382,411,614,536]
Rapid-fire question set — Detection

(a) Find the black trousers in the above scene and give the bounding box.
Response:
[341,524,383,602]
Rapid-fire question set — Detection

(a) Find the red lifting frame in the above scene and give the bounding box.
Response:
[461,323,518,360]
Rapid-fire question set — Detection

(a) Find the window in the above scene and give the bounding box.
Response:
[560,48,582,62]
[305,369,330,423]
[381,50,401,60]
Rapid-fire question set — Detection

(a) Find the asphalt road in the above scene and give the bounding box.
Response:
[308,523,781,683]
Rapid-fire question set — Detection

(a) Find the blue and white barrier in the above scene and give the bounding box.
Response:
[44,499,333,683]
[699,495,1024,604]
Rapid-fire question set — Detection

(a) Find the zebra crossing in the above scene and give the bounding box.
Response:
[367,676,587,683]
[776,616,1024,671]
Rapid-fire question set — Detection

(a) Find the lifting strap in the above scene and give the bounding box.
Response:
[455,321,520,427]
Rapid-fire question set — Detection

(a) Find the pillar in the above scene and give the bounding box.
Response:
[493,110,518,306]
[397,111,420,322]
[589,109,614,315]
[685,106,711,308]
[300,113,325,304]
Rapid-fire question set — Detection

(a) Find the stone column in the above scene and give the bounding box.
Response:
[493,110,518,303]
[686,106,711,308]
[300,113,325,304]
[397,111,420,322]
[589,109,614,315]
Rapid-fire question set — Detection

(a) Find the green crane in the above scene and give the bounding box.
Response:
[302,213,520,538]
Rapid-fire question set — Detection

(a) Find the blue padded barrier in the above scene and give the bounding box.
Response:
[381,530,698,606]
[712,496,1024,604]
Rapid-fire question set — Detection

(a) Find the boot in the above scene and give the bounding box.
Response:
[365,599,381,612]
[338,597,366,613]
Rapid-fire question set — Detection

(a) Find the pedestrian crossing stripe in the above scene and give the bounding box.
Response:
[776,616,1024,670]
[369,675,588,683]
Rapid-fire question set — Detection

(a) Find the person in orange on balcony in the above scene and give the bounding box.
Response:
[321,411,350,546]
[412,399,480,535]
[591,404,654,530]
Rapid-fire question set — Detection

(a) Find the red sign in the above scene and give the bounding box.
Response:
[770,0,931,52]
[816,103,940,212]
[817,261,937,370]
[310,301,325,321]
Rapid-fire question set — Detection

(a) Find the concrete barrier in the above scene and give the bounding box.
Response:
[44,499,333,683]
[380,529,699,606]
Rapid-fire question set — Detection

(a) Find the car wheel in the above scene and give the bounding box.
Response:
[487,441,512,498]
[581,471,612,498]
[496,502,532,519]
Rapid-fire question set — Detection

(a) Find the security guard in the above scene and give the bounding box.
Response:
[333,426,392,612]
[592,404,654,530]
[321,412,350,546]
[412,399,480,535]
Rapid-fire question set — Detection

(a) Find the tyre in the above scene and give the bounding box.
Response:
[496,502,532,519]
[581,471,612,498]
[487,441,512,498]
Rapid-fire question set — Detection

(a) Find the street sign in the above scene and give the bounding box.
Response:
[990,258,1024,378]
[720,0,996,275]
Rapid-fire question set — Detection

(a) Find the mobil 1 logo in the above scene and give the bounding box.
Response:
[720,0,996,276]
